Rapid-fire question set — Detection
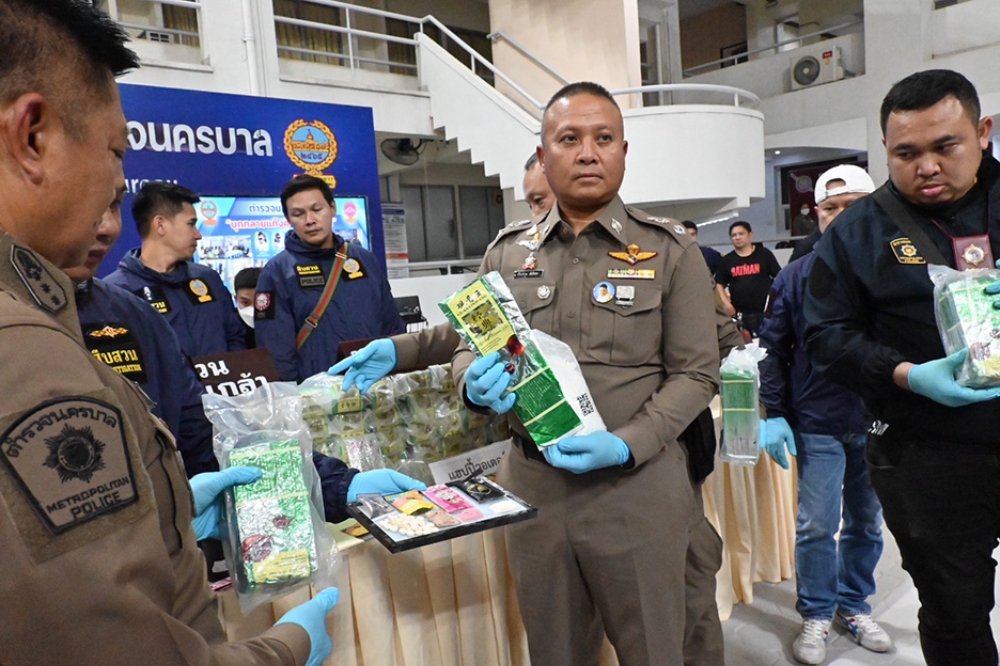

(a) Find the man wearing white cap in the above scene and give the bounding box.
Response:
[790,165,877,262]
[757,164,892,664]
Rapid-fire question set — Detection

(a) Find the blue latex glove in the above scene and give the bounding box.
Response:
[329,338,397,394]
[542,431,631,474]
[465,351,517,414]
[347,469,427,503]
[190,466,262,541]
[275,587,341,666]
[908,349,1000,407]
[761,417,796,470]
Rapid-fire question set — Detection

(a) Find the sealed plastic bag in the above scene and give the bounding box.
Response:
[719,343,766,466]
[533,330,605,436]
[930,263,1000,387]
[439,271,583,446]
[203,382,341,614]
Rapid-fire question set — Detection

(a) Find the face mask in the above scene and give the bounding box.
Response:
[238,305,255,328]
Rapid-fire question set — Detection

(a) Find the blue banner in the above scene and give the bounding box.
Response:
[107,83,383,284]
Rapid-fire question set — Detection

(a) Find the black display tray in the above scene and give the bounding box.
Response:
[345,476,537,553]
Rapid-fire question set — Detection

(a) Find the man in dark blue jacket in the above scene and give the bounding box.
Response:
[106,182,246,358]
[255,176,405,382]
[758,164,888,664]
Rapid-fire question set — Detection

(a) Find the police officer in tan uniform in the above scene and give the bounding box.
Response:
[454,82,721,665]
[0,2,337,664]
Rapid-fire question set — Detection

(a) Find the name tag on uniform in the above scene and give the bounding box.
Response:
[513,270,544,279]
[296,265,327,289]
[84,324,148,384]
[138,285,171,314]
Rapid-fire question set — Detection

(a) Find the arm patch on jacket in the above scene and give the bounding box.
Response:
[254,291,275,321]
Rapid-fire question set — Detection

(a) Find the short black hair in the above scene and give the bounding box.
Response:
[544,82,619,114]
[682,220,698,231]
[729,221,752,234]
[0,0,138,137]
[132,182,200,238]
[234,267,261,292]
[524,152,540,172]
[542,82,621,143]
[280,175,333,218]
[880,69,981,136]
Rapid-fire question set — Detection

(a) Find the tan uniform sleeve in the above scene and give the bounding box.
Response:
[615,244,721,465]
[715,288,744,360]
[392,322,461,371]
[0,318,310,666]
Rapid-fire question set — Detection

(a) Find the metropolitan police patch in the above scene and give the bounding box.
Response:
[254,291,275,320]
[0,397,137,533]
[890,238,925,265]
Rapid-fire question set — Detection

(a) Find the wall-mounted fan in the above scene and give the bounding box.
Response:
[380,138,426,166]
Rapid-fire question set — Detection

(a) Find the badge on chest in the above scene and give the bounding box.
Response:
[296,264,327,289]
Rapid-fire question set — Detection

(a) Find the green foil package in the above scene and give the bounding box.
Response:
[228,440,316,591]
[439,271,582,447]
[931,265,1000,387]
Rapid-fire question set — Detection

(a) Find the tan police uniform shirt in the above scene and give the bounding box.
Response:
[0,234,310,665]
[392,322,460,372]
[453,196,720,465]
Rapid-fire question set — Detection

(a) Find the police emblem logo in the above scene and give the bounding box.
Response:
[343,257,365,279]
[673,224,686,235]
[962,243,986,266]
[611,219,623,235]
[284,119,338,188]
[187,279,213,304]
[890,238,926,265]
[0,397,137,533]
[537,285,552,300]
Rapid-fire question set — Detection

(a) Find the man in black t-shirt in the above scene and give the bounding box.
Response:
[715,221,781,336]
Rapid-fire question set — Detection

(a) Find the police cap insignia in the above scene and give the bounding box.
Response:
[10,245,66,314]
[0,397,137,533]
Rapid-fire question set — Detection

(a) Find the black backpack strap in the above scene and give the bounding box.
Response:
[872,184,950,266]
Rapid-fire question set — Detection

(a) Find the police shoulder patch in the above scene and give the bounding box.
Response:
[0,397,137,534]
[11,245,67,314]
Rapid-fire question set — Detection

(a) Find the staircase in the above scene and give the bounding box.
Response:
[416,33,765,217]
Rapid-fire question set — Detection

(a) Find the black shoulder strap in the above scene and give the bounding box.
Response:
[872,184,950,266]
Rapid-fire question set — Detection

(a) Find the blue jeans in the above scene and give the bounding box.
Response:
[795,432,884,620]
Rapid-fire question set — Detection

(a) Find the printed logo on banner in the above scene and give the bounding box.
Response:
[200,200,218,226]
[284,120,339,188]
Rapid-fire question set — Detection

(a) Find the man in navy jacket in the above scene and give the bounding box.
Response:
[106,182,246,358]
[255,176,404,382]
[758,164,889,664]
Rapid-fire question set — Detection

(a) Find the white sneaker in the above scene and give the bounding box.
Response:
[793,618,832,664]
[837,611,893,653]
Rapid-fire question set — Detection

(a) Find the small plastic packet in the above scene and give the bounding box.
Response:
[203,382,341,614]
[930,263,1000,387]
[719,343,766,466]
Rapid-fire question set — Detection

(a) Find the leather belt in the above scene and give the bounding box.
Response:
[512,431,548,464]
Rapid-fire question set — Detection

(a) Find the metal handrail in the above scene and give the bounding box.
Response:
[274,16,417,47]
[276,45,417,71]
[609,83,761,109]
[419,19,542,109]
[486,31,571,85]
[683,19,863,76]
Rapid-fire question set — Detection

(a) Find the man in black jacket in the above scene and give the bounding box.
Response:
[804,69,1000,666]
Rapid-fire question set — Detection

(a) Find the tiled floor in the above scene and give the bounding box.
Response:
[721,531,1000,665]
